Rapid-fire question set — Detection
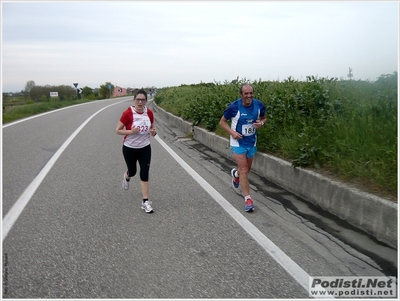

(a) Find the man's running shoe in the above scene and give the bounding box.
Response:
[141,201,154,213]
[231,168,240,189]
[245,198,254,212]
[122,173,129,190]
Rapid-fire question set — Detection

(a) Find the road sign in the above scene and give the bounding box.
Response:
[73,83,78,88]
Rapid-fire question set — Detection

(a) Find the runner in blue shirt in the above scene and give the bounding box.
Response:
[219,84,267,212]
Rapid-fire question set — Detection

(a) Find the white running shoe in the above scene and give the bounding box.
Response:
[122,173,129,190]
[141,200,154,213]
[231,168,240,189]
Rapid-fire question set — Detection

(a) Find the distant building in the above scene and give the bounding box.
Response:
[113,86,127,97]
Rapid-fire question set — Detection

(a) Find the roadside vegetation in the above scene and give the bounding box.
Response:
[2,98,99,124]
[154,73,398,201]
[3,81,133,124]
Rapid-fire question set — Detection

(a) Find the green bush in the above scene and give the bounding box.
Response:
[155,73,398,198]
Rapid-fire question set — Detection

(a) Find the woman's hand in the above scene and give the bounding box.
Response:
[130,126,140,135]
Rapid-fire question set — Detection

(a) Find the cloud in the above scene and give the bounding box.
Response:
[2,1,398,92]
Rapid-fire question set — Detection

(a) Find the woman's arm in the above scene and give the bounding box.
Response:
[116,121,139,135]
[149,122,157,136]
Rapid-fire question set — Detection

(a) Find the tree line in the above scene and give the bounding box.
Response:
[21,80,111,102]
[3,81,156,103]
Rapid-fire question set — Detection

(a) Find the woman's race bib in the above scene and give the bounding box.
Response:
[135,118,151,134]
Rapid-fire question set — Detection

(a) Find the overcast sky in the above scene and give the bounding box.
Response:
[1,1,398,92]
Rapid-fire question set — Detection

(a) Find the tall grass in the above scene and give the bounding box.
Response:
[2,98,98,124]
[155,74,398,199]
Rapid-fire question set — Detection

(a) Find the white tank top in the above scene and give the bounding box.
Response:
[123,106,152,149]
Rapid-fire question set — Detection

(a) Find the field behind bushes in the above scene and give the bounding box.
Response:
[154,74,398,200]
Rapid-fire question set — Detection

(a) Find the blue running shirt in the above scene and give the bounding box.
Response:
[223,99,266,147]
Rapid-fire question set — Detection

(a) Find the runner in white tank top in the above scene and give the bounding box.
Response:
[116,89,157,213]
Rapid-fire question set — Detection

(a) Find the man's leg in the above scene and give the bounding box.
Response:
[233,153,253,196]
[233,152,256,211]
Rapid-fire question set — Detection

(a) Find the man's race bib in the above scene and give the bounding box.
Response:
[242,123,256,136]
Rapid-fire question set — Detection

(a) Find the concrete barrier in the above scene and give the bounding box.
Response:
[150,102,397,249]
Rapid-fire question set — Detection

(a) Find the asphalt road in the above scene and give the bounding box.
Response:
[2,96,397,298]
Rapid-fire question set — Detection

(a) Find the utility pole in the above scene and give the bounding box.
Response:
[73,83,79,99]
[347,68,353,80]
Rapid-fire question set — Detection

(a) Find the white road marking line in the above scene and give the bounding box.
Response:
[2,101,125,241]
[3,100,331,297]
[155,135,333,298]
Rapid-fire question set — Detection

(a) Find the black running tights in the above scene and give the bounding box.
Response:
[122,144,152,181]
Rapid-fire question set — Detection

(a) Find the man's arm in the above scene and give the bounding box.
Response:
[254,116,267,129]
[219,116,242,140]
